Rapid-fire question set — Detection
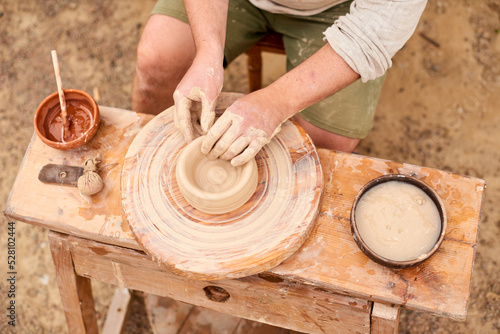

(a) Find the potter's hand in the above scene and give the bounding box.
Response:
[201,94,289,166]
[173,57,224,143]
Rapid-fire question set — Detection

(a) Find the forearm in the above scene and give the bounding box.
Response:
[263,43,360,119]
[201,44,360,166]
[183,0,229,59]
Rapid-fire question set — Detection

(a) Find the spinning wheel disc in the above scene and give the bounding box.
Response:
[121,94,323,280]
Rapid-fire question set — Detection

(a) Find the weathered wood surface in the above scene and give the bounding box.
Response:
[144,294,402,334]
[246,33,285,92]
[5,106,151,249]
[4,102,485,319]
[102,287,131,334]
[66,233,372,334]
[121,93,323,280]
[270,152,485,320]
[144,293,296,334]
[49,231,98,334]
[371,303,400,334]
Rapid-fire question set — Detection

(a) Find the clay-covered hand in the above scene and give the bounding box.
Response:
[173,56,224,143]
[201,94,290,166]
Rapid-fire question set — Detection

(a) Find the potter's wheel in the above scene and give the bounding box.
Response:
[121,93,323,280]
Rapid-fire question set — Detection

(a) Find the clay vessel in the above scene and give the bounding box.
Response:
[34,89,100,150]
[175,136,258,214]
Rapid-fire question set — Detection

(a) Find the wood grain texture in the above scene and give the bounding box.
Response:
[371,303,400,334]
[4,100,485,320]
[5,106,152,249]
[102,288,131,334]
[144,294,307,334]
[270,151,486,320]
[48,231,98,334]
[145,298,289,334]
[121,93,323,280]
[67,234,371,334]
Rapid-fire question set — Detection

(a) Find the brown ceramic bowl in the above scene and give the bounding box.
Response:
[350,174,447,269]
[34,89,100,150]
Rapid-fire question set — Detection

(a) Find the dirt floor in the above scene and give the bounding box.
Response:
[1,0,499,333]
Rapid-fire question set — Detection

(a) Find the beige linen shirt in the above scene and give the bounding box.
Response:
[249,0,428,82]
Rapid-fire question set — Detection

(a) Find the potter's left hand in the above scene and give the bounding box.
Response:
[173,56,224,143]
[201,93,289,166]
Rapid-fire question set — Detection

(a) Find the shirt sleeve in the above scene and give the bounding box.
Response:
[323,0,428,82]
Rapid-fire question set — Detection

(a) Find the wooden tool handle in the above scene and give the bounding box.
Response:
[51,50,68,124]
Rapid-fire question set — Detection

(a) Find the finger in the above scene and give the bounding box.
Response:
[206,126,240,160]
[173,91,181,130]
[200,98,216,133]
[219,136,250,161]
[173,92,195,142]
[230,139,263,167]
[193,122,204,137]
[201,114,233,155]
[191,101,202,135]
[175,101,195,142]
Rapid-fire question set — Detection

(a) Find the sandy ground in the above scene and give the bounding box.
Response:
[0,0,499,333]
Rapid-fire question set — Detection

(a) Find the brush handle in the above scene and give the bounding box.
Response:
[51,50,68,124]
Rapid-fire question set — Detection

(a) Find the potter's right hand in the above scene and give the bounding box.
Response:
[173,56,224,143]
[201,92,289,167]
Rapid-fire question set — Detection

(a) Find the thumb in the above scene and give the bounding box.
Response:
[200,97,216,133]
[173,90,195,142]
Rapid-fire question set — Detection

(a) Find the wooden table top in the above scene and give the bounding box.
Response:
[4,106,486,320]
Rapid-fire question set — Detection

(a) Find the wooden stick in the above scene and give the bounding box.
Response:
[51,50,68,126]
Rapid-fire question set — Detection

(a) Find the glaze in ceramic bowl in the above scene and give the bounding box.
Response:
[34,89,100,150]
[350,174,447,269]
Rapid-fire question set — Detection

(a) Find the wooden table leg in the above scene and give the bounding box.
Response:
[49,231,99,334]
[371,303,400,334]
[246,44,263,92]
[102,288,132,334]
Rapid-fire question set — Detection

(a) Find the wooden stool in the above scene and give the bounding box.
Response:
[245,33,285,92]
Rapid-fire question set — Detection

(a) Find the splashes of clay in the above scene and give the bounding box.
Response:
[121,98,323,279]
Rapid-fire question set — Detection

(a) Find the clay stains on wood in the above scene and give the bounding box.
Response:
[4,103,485,322]
[271,150,485,320]
[121,93,323,280]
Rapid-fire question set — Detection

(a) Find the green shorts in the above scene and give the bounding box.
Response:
[152,0,385,139]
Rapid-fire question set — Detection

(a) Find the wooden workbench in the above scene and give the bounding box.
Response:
[4,106,486,333]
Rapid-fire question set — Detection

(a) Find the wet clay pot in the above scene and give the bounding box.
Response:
[34,89,100,150]
[175,136,258,215]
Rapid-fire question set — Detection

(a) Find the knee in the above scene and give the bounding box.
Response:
[293,115,360,152]
[135,40,164,89]
[327,136,360,153]
[135,39,194,97]
[313,130,359,152]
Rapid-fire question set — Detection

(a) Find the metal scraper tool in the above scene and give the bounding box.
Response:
[38,164,84,186]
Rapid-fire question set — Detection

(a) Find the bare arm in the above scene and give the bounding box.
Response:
[183,0,228,59]
[202,43,360,166]
[202,0,427,166]
[173,0,229,142]
[262,43,360,120]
